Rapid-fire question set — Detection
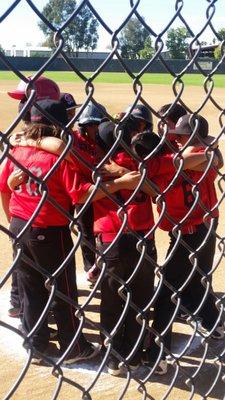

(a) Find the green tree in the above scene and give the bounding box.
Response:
[214,28,225,59]
[218,28,225,41]
[39,0,99,56]
[166,27,190,59]
[139,36,154,59]
[119,17,151,59]
[0,44,4,53]
[214,46,222,60]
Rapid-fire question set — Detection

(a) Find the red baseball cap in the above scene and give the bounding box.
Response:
[7,76,60,101]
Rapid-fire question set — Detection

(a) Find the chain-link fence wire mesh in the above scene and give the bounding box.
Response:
[0,0,225,399]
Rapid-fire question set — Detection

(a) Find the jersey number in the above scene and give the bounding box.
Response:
[15,166,42,196]
[182,181,195,208]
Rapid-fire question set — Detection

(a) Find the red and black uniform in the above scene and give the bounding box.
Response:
[73,150,157,365]
[72,130,99,272]
[0,146,87,353]
[145,151,220,361]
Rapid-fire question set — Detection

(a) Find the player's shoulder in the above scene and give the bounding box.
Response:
[147,152,175,177]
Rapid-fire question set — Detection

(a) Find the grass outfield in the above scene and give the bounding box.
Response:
[0,70,225,87]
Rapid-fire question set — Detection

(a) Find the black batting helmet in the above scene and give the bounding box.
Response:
[131,131,161,158]
[126,104,153,128]
[96,120,132,151]
[78,102,106,126]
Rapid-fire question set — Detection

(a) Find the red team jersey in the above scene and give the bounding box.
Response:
[2,136,217,234]
[69,130,101,203]
[0,147,78,226]
[72,149,155,235]
[147,151,219,233]
[71,130,100,178]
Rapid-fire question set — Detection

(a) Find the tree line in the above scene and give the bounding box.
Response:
[1,0,225,60]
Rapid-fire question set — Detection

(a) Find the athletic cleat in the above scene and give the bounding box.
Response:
[49,327,58,341]
[176,312,189,323]
[145,359,168,375]
[152,359,168,375]
[31,343,59,365]
[106,356,121,376]
[62,342,100,365]
[122,362,140,373]
[8,306,21,318]
[86,265,100,286]
[198,322,225,340]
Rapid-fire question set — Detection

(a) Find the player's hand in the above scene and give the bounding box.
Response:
[117,170,142,190]
[7,169,28,190]
[9,133,36,147]
[9,132,27,146]
[100,159,130,177]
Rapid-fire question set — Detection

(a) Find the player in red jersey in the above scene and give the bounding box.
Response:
[72,120,157,375]
[132,114,224,374]
[9,100,107,284]
[7,76,61,319]
[0,99,102,365]
[75,102,108,283]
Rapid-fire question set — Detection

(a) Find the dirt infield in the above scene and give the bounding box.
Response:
[0,81,225,399]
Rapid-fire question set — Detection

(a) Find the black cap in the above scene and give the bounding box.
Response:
[96,121,116,150]
[131,131,161,158]
[173,114,209,138]
[18,99,31,123]
[60,92,82,110]
[97,120,132,151]
[31,99,68,126]
[78,102,107,126]
[125,104,153,127]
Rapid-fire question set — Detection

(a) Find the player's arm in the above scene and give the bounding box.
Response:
[0,159,13,222]
[100,159,130,177]
[100,157,156,196]
[10,134,74,163]
[0,192,11,223]
[185,152,223,171]
[184,136,223,170]
[78,171,142,203]
[182,145,220,170]
[7,169,28,190]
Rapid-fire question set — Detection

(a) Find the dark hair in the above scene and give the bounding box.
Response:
[158,103,187,124]
[131,131,164,158]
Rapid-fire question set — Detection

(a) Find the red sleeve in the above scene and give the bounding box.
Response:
[0,158,13,193]
[147,154,176,179]
[59,160,92,204]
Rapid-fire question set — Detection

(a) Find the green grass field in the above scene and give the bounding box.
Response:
[1,70,225,87]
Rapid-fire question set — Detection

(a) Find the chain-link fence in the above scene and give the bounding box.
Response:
[0,1,225,399]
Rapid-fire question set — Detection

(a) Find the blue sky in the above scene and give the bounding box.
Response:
[0,0,224,51]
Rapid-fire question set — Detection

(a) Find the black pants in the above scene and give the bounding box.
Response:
[148,221,219,361]
[98,233,157,364]
[10,270,22,310]
[76,204,96,272]
[10,217,86,352]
